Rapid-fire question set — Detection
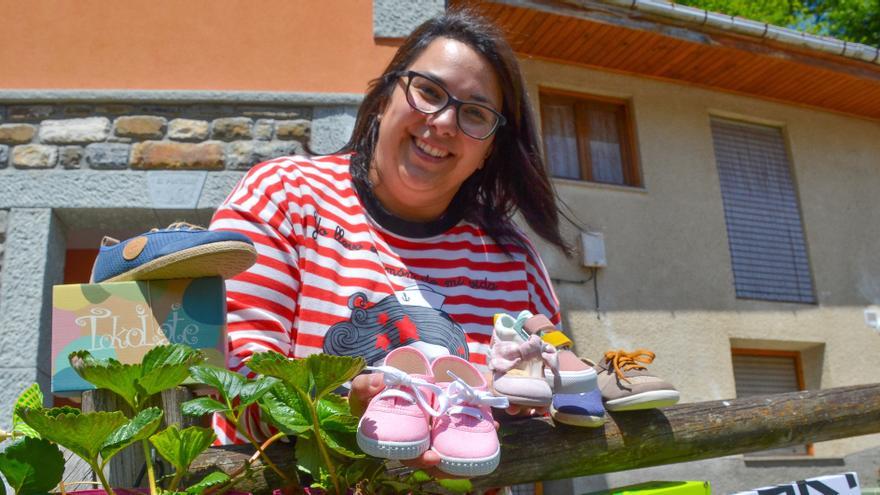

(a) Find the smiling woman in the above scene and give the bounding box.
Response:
[208,7,570,481]
[369,38,503,221]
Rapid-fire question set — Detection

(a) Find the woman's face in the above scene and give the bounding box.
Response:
[370,37,502,222]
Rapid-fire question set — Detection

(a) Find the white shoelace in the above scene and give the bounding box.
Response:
[436,371,510,421]
[366,365,444,417]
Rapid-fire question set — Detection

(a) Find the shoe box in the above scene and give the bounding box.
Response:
[51,277,227,395]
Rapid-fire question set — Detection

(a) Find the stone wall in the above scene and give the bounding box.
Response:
[0,209,6,311]
[0,102,313,171]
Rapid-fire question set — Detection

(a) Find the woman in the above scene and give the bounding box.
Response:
[210,8,569,474]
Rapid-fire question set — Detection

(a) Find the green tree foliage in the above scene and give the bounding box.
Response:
[675,0,880,47]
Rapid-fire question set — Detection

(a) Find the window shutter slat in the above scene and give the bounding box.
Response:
[710,118,815,304]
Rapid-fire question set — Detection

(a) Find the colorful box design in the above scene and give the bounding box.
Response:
[52,277,227,394]
[582,481,711,495]
[732,472,860,495]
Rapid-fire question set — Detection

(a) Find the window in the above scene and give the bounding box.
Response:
[540,90,640,187]
[710,117,815,303]
[731,348,811,456]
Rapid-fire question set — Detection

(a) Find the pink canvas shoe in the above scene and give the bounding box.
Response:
[431,355,509,477]
[356,346,443,460]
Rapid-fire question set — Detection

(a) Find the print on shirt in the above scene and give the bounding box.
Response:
[322,284,469,364]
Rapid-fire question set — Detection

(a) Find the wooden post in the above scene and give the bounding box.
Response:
[81,387,196,488]
[185,383,880,494]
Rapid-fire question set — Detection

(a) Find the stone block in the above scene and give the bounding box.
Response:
[131,141,225,170]
[255,141,299,162]
[11,145,57,169]
[86,143,130,170]
[226,141,300,170]
[63,105,93,117]
[254,119,274,140]
[311,106,356,154]
[114,116,167,139]
[0,145,8,169]
[8,105,53,121]
[211,117,253,141]
[240,106,305,119]
[95,104,135,115]
[0,124,36,144]
[225,141,254,170]
[276,119,310,140]
[167,118,210,141]
[59,146,85,169]
[39,117,111,144]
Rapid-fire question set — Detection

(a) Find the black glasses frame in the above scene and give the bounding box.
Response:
[398,70,506,140]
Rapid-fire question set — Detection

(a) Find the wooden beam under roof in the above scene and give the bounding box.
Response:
[454,0,880,121]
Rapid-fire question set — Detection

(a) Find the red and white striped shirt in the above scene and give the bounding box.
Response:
[210,154,560,444]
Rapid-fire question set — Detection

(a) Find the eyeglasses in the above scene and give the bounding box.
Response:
[398,70,506,140]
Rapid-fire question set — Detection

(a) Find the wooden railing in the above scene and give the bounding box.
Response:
[82,383,880,493]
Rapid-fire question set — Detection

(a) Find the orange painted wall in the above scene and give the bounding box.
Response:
[0,0,399,93]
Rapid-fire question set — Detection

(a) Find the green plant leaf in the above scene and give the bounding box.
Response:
[187,365,245,403]
[316,394,360,457]
[0,437,64,494]
[181,397,230,417]
[11,384,43,439]
[239,376,281,406]
[307,354,364,400]
[319,422,362,458]
[150,426,216,472]
[380,479,413,492]
[258,385,312,437]
[316,393,350,420]
[248,352,311,394]
[137,345,204,398]
[294,437,329,483]
[438,478,473,493]
[339,458,381,489]
[185,471,231,495]
[69,351,142,409]
[19,408,127,463]
[408,469,431,483]
[100,407,164,461]
[0,474,5,495]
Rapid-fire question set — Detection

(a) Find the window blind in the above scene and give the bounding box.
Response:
[710,118,815,303]
[732,353,808,455]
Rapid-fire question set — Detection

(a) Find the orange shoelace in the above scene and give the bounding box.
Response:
[603,349,656,383]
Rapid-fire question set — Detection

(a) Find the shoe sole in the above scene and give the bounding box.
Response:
[544,368,598,395]
[356,430,430,460]
[493,392,551,408]
[550,406,607,427]
[604,390,680,411]
[102,241,257,282]
[433,447,501,477]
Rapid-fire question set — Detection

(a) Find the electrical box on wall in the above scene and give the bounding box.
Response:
[580,231,607,268]
[865,307,880,333]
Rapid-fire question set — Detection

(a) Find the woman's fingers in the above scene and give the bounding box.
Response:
[401,450,461,480]
[348,373,385,417]
[504,405,548,417]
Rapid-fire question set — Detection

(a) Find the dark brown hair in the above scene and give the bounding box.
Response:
[342,9,570,255]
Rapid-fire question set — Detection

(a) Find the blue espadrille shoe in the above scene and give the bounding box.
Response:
[90,222,257,283]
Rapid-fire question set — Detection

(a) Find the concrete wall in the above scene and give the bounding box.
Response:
[522,58,880,491]
[0,0,398,93]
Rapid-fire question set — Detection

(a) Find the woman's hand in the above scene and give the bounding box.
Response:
[348,372,501,479]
